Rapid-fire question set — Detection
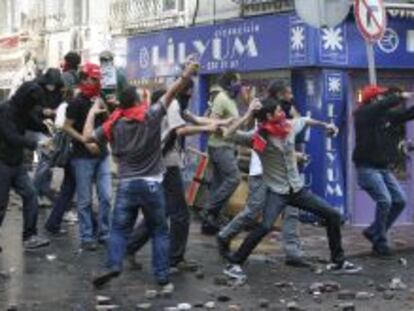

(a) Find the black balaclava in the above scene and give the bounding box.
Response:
[37,68,64,109]
[11,82,45,113]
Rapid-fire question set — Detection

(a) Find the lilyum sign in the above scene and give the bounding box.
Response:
[127,15,293,79]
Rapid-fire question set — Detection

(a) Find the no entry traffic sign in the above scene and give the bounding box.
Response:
[354,0,387,42]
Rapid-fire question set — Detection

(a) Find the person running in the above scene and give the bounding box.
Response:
[87,62,199,289]
[220,98,361,280]
[353,85,413,256]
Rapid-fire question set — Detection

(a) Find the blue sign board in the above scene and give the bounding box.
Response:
[127,14,303,80]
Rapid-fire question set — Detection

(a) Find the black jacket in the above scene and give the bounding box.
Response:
[0,82,48,166]
[353,93,414,169]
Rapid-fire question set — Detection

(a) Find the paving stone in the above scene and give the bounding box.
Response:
[337,290,356,300]
[136,303,152,310]
[177,303,192,310]
[145,290,158,299]
[356,291,374,300]
[337,302,355,311]
[96,295,112,305]
[227,305,241,311]
[389,277,407,290]
[259,298,270,308]
[383,290,395,300]
[204,301,216,309]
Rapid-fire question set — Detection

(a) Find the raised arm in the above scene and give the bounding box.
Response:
[222,99,262,138]
[305,118,338,136]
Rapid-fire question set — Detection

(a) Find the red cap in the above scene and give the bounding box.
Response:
[360,85,388,105]
[81,62,102,79]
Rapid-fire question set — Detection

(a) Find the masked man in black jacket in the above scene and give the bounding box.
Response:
[0,82,51,251]
[353,85,413,256]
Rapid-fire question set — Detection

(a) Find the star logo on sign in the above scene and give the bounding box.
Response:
[328,77,341,93]
[321,28,344,51]
[291,26,305,51]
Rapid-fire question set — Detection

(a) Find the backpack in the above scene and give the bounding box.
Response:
[50,131,72,168]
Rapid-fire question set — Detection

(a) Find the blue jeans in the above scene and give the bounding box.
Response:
[106,178,170,284]
[71,156,112,243]
[45,163,76,233]
[357,167,406,249]
[126,166,189,266]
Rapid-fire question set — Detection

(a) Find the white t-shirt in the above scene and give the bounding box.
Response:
[249,150,263,177]
[55,102,68,128]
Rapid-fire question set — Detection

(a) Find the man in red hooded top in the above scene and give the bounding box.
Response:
[353,85,413,256]
[63,62,112,251]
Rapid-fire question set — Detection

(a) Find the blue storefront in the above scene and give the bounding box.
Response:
[127,12,414,226]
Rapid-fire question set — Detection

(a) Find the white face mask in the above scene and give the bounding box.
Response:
[45,84,56,92]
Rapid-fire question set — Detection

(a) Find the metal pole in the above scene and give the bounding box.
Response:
[365,41,377,85]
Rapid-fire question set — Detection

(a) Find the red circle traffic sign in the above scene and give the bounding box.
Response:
[354,0,387,42]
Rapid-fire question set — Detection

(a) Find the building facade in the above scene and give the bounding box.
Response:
[123,0,414,226]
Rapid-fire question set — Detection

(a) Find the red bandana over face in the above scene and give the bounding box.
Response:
[103,102,149,141]
[252,111,292,153]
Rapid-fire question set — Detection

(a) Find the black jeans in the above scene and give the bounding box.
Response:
[0,161,38,240]
[127,166,190,266]
[231,187,344,265]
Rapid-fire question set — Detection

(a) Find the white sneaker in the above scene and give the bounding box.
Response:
[326,260,362,274]
[63,210,78,223]
[159,282,175,295]
[223,264,247,281]
[38,196,53,207]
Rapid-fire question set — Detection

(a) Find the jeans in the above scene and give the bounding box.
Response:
[107,178,170,284]
[0,161,38,240]
[219,175,302,259]
[33,152,53,198]
[127,166,190,266]
[45,163,76,233]
[208,146,241,218]
[357,167,406,249]
[71,156,112,243]
[231,188,344,265]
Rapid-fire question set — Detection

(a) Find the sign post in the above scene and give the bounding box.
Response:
[354,0,387,85]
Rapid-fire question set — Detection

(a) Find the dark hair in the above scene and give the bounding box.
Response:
[64,52,81,69]
[119,86,140,109]
[267,80,289,100]
[151,89,167,105]
[255,98,281,122]
[218,70,239,90]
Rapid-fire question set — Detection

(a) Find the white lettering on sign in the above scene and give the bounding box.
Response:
[407,30,414,52]
[327,183,343,197]
[136,22,260,71]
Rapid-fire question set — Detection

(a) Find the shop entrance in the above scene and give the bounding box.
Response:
[349,73,414,226]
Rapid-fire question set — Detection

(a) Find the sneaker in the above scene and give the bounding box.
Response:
[81,241,98,252]
[201,219,219,236]
[372,245,393,257]
[38,196,53,208]
[23,235,50,249]
[63,210,78,223]
[45,228,68,237]
[326,260,362,274]
[159,282,175,296]
[216,235,231,259]
[285,257,312,268]
[223,264,247,281]
[173,259,199,272]
[362,228,375,244]
[92,268,121,288]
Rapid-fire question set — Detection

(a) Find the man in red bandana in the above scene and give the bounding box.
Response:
[219,98,362,281]
[353,85,413,257]
[63,62,112,251]
[84,62,199,290]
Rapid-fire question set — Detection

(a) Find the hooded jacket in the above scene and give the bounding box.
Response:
[36,68,64,110]
[353,92,414,168]
[0,82,47,166]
